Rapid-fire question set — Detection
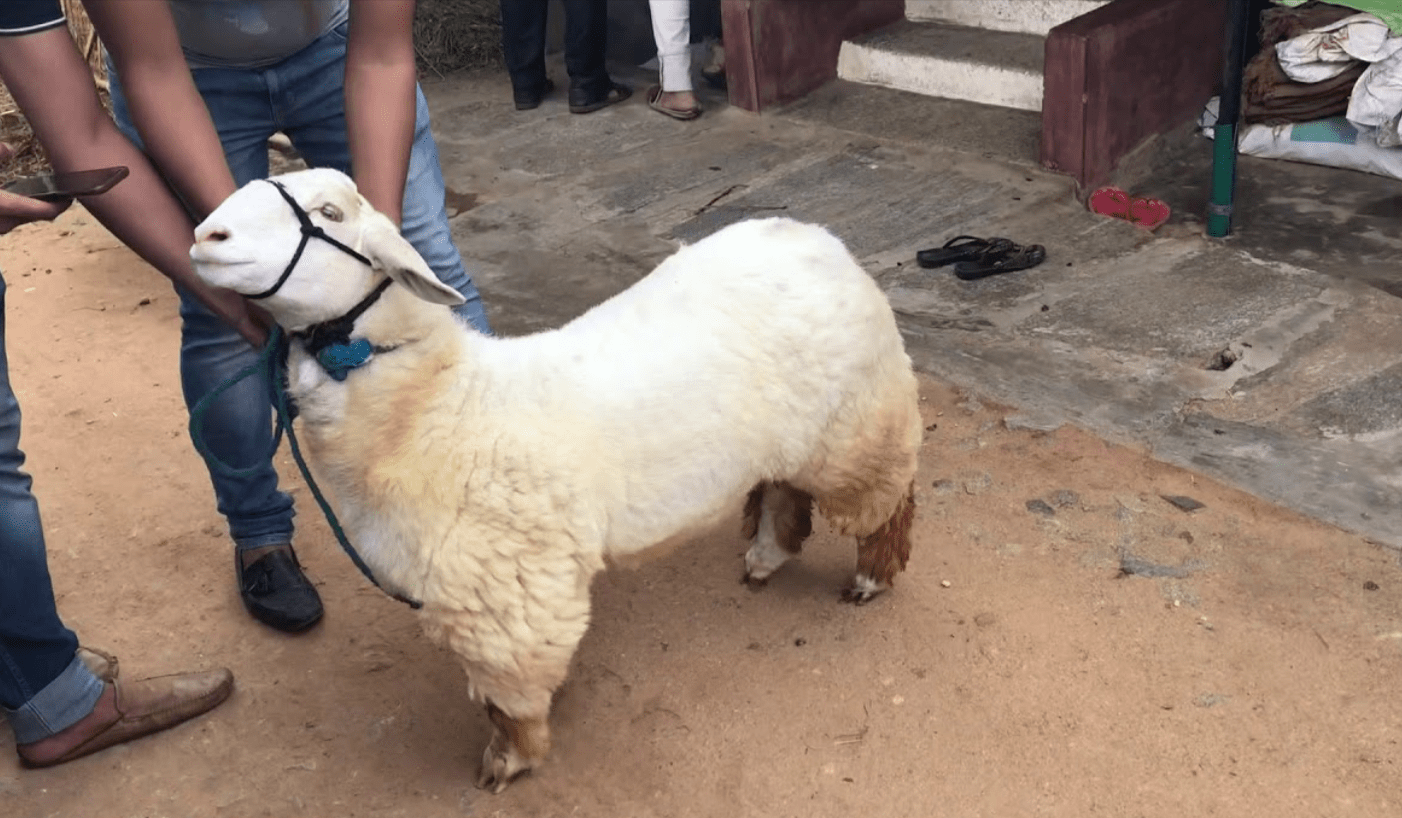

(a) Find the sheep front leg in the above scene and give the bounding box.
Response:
[477,701,551,793]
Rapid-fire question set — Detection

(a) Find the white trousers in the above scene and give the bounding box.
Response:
[649,0,692,92]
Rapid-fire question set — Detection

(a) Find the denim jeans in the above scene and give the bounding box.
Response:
[106,23,490,554]
[0,273,105,743]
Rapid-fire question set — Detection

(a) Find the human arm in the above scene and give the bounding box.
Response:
[80,0,238,222]
[0,26,268,347]
[345,0,419,226]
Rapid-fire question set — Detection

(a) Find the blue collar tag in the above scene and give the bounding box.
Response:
[315,338,375,382]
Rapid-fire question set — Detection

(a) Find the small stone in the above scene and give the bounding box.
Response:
[793,637,807,647]
[1025,499,1055,518]
[1364,580,1380,591]
[940,580,952,588]
[960,473,993,495]
[1161,494,1206,513]
[1050,490,1080,508]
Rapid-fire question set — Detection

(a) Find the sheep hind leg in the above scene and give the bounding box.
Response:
[841,481,916,605]
[477,700,551,793]
[741,481,813,588]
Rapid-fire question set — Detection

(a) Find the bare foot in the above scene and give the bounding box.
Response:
[656,89,698,112]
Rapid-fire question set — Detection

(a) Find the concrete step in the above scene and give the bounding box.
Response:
[906,0,1111,35]
[838,20,1046,112]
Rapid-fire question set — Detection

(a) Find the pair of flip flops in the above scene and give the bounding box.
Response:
[916,235,1047,281]
[1088,187,1171,230]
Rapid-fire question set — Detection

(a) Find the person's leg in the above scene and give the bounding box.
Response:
[0,272,104,743]
[398,87,492,332]
[272,25,492,333]
[1,273,234,765]
[650,0,693,92]
[106,59,321,632]
[498,0,551,105]
[564,0,629,111]
[647,0,698,115]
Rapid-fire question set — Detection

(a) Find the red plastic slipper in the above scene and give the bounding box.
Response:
[1089,187,1131,219]
[1127,196,1171,230]
[1089,186,1170,231]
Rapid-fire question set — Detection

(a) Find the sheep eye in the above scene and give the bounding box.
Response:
[319,203,344,222]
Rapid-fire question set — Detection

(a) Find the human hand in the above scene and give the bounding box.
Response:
[201,284,274,349]
[0,143,71,235]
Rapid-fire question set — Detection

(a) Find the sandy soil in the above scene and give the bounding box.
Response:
[2,208,1400,818]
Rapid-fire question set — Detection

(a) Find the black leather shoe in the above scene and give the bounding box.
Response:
[568,81,632,114]
[513,78,554,111]
[237,546,323,632]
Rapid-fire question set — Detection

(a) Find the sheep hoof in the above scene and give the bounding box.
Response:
[740,572,769,591]
[839,585,884,606]
[839,573,887,606]
[476,747,532,794]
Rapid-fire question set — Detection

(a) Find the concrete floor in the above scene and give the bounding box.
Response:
[420,63,1402,554]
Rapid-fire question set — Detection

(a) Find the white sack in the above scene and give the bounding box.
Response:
[1200,97,1402,182]
[1348,47,1402,145]
[1275,13,1402,83]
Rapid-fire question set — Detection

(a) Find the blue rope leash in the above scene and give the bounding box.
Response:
[188,327,422,609]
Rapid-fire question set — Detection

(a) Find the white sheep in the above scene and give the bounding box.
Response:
[190,168,923,791]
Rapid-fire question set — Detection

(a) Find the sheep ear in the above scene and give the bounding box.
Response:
[360,211,467,306]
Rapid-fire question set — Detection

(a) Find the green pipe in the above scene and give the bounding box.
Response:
[1207,122,1238,237]
[1208,0,1251,238]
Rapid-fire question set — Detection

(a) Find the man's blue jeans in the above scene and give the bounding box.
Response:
[0,273,105,743]
[106,23,490,555]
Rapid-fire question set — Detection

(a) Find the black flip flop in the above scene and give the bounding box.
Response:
[953,244,1047,280]
[916,236,1014,269]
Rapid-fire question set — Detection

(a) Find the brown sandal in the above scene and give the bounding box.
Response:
[646,85,702,121]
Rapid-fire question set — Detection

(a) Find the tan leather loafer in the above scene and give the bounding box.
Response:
[77,646,119,682]
[17,668,234,768]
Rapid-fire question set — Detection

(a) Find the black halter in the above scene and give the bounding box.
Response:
[247,179,374,300]
[250,179,396,363]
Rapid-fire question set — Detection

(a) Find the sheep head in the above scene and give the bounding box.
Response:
[190,167,464,332]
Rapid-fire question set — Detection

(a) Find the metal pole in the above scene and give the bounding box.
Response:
[1208,0,1253,237]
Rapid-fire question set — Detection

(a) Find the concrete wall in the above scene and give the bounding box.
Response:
[1041,0,1228,190]
[722,0,905,112]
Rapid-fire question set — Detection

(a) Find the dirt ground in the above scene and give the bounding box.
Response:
[2,208,1401,818]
